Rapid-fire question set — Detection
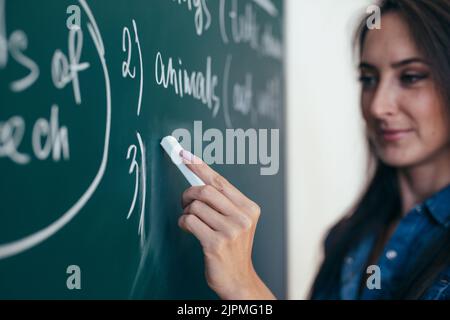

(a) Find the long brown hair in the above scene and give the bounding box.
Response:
[311,0,450,299]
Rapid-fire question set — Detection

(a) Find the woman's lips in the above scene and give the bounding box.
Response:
[378,128,414,142]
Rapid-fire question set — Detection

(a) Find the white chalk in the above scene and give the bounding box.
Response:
[160,136,205,187]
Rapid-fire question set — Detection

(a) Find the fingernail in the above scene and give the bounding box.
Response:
[180,149,194,162]
[180,150,202,164]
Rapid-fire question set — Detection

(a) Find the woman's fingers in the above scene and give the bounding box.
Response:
[183,200,232,232]
[182,185,241,217]
[180,150,258,211]
[180,150,251,204]
[178,213,215,246]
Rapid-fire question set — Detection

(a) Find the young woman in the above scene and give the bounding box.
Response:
[177,0,450,300]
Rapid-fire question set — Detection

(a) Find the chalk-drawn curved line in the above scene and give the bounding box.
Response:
[133,20,143,117]
[222,54,233,128]
[252,0,278,17]
[219,0,229,44]
[0,0,7,68]
[0,0,111,260]
[203,0,212,31]
[136,132,146,251]
[129,144,151,298]
[126,144,139,220]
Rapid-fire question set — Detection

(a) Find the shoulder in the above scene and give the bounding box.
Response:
[421,266,450,300]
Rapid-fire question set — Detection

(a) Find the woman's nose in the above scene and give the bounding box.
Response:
[368,80,399,119]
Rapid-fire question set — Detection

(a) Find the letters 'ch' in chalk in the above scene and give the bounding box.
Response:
[160,136,205,187]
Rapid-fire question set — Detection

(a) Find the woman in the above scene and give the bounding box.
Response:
[178,0,450,300]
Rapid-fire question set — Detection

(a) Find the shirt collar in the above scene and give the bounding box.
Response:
[424,184,450,228]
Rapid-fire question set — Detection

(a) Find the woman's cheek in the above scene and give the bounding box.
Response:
[404,93,450,164]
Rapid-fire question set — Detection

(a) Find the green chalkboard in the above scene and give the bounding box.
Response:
[0,0,285,299]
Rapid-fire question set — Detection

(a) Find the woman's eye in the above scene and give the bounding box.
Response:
[358,75,378,89]
[400,73,428,85]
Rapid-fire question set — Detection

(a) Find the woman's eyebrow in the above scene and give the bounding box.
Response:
[358,58,430,70]
[358,62,377,70]
[391,57,430,68]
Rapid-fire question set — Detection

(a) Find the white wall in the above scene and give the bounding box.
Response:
[286,0,371,299]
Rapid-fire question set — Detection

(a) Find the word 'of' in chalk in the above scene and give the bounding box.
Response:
[160,136,205,187]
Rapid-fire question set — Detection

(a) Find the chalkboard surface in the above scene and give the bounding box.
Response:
[0,0,285,299]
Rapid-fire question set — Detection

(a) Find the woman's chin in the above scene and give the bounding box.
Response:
[376,149,419,168]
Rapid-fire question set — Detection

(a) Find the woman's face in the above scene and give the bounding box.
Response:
[360,12,450,168]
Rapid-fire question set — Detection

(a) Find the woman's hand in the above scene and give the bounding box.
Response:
[178,150,276,300]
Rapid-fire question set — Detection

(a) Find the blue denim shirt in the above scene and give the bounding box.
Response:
[316,184,450,300]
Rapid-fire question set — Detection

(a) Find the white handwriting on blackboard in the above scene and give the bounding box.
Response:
[260,24,282,60]
[51,26,90,105]
[126,132,147,250]
[0,116,30,164]
[231,0,259,48]
[155,51,220,117]
[8,31,40,92]
[0,105,70,164]
[251,0,278,17]
[122,19,147,250]
[223,54,256,128]
[122,27,136,78]
[257,76,281,125]
[32,105,70,161]
[222,56,281,128]
[220,0,259,48]
[219,0,282,61]
[127,144,139,219]
[172,0,211,36]
[0,0,112,261]
[122,20,144,116]
[233,73,253,116]
[0,0,40,92]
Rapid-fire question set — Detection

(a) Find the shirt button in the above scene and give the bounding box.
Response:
[386,250,398,260]
[344,256,354,264]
